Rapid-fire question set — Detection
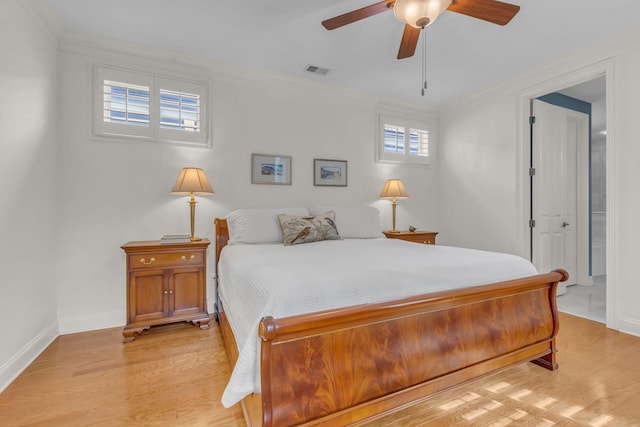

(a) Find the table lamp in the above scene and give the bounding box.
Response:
[171,168,214,241]
[379,179,409,233]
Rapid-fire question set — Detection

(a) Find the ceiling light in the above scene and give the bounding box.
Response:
[393,0,452,96]
[393,0,452,29]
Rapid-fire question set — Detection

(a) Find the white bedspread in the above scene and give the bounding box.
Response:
[218,239,538,407]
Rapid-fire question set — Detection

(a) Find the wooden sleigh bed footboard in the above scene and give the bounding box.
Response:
[214,218,568,427]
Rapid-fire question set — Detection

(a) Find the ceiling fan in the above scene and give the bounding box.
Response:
[322,0,520,60]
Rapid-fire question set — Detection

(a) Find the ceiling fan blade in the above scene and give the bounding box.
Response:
[397,24,420,59]
[447,0,520,25]
[322,1,394,30]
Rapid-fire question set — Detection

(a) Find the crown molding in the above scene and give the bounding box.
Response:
[58,30,435,114]
[20,0,62,48]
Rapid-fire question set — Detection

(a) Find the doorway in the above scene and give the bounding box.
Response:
[529,76,607,323]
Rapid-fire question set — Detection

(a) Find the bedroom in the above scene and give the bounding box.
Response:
[1,0,640,425]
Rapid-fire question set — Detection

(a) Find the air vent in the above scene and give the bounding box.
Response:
[305,64,330,76]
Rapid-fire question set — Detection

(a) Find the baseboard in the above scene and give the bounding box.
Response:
[0,321,59,393]
[618,317,640,338]
[58,312,124,335]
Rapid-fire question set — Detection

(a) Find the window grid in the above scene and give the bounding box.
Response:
[95,65,209,147]
[384,125,405,153]
[409,128,429,157]
[384,124,429,157]
[160,90,200,132]
[103,80,150,127]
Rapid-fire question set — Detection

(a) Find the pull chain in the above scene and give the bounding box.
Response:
[421,26,427,96]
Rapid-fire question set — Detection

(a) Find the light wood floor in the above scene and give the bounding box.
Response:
[1,313,639,426]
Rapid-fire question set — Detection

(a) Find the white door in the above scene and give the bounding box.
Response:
[531,100,589,294]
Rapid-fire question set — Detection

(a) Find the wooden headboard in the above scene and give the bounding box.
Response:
[214,218,229,266]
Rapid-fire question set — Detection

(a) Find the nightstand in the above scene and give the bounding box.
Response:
[121,239,211,342]
[383,230,438,245]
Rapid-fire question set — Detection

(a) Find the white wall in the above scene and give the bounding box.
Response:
[612,40,640,334]
[0,0,59,391]
[438,28,640,336]
[54,41,439,333]
[438,93,520,253]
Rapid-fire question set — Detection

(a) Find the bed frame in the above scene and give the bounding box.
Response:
[214,218,567,427]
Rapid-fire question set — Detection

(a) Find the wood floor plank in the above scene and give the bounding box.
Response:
[0,313,639,426]
[0,322,245,427]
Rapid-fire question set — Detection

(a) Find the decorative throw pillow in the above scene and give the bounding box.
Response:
[278,212,342,246]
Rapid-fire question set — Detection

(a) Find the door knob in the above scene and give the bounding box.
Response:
[562,222,570,228]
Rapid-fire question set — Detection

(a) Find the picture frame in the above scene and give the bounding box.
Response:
[251,153,292,185]
[314,159,348,187]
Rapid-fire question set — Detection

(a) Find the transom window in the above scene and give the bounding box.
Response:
[378,112,433,165]
[94,65,209,147]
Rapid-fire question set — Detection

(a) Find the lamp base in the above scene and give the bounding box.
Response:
[190,236,202,242]
[385,230,401,234]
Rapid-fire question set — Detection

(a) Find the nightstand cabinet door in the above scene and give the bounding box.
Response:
[129,269,169,322]
[172,267,206,317]
[121,239,211,342]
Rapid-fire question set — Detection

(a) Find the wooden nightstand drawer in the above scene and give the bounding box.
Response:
[127,251,204,270]
[383,231,438,245]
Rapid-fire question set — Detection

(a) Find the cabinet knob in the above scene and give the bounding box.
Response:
[140,257,155,265]
[181,255,195,262]
[164,290,168,295]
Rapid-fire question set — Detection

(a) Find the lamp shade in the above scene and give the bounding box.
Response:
[393,0,452,29]
[379,179,410,200]
[171,168,214,195]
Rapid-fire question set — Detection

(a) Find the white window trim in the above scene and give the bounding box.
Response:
[376,110,435,166]
[93,64,210,148]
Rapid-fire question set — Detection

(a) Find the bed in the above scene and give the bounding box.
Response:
[214,208,567,427]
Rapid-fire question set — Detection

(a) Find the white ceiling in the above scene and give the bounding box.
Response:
[44,0,639,107]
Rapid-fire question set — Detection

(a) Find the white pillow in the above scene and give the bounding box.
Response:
[226,208,310,244]
[309,206,383,239]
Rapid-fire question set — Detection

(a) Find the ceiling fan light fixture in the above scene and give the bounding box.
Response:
[393,0,452,29]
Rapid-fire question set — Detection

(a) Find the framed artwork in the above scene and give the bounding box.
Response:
[251,153,292,185]
[314,159,348,187]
